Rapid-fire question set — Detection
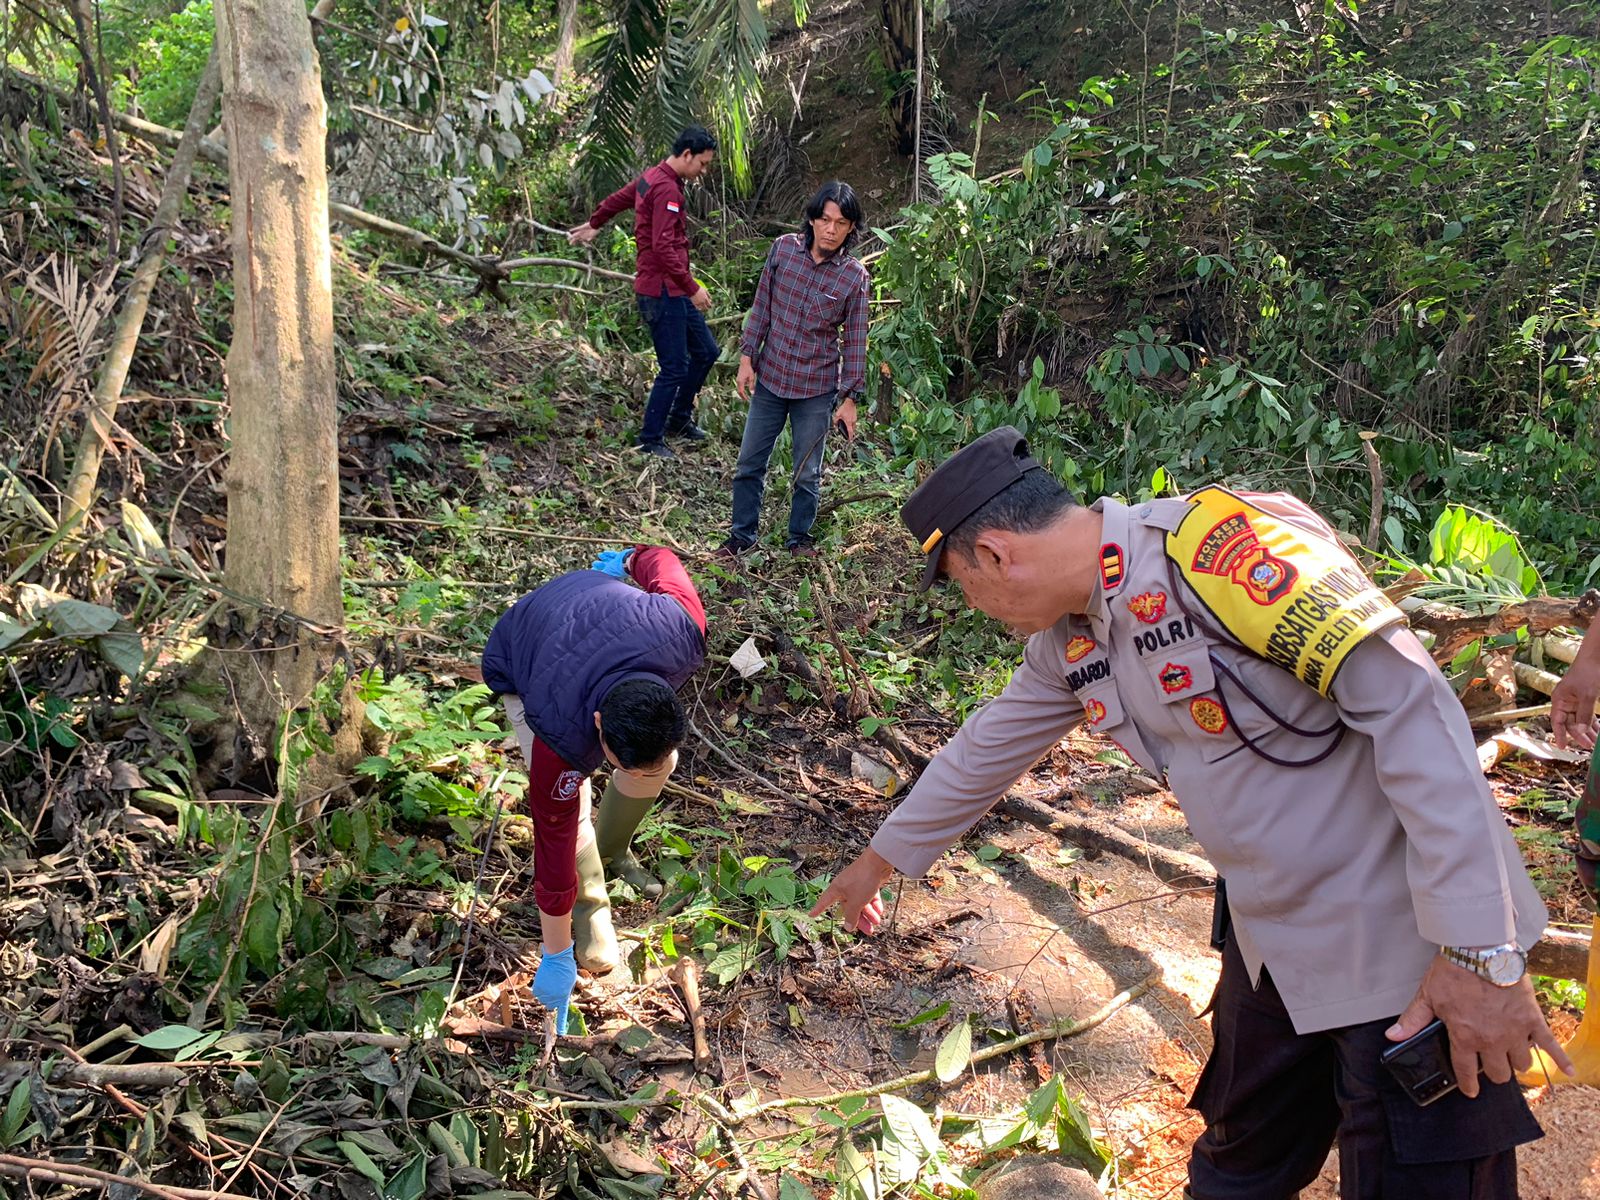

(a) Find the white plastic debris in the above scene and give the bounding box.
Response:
[729,636,767,679]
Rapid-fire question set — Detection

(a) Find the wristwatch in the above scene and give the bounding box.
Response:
[1439,941,1526,987]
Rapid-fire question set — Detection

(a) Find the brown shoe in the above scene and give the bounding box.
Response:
[711,538,752,561]
[788,537,818,558]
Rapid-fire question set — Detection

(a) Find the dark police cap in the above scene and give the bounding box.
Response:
[900,425,1043,592]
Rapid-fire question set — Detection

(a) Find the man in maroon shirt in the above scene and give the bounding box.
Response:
[569,126,719,460]
[715,181,870,558]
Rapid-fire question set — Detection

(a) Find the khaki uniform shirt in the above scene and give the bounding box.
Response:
[873,494,1546,1033]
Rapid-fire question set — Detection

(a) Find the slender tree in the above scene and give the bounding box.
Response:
[553,0,578,88]
[212,0,357,777]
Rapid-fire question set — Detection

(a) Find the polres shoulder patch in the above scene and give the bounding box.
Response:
[1166,486,1402,695]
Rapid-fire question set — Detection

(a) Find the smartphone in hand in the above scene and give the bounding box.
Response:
[1380,1019,1459,1107]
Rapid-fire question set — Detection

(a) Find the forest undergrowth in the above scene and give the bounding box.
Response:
[4,6,1600,1197]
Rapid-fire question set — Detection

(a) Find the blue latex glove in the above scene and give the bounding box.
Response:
[591,549,632,578]
[532,944,577,1034]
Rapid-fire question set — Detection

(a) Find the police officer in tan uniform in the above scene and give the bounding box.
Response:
[811,427,1573,1200]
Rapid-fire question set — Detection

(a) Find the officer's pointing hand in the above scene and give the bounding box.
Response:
[1386,954,1573,1097]
[809,847,893,934]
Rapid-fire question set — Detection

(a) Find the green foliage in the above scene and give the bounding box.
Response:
[643,839,829,984]
[961,1077,1112,1174]
[868,23,1600,589]
[127,0,215,128]
[578,0,789,195]
[356,672,512,825]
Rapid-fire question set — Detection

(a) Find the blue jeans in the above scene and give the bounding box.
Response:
[729,382,835,547]
[637,288,719,445]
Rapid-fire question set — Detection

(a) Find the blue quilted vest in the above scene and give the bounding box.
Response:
[481,570,705,773]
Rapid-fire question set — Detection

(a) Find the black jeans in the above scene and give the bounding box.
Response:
[1188,934,1541,1200]
[636,287,719,445]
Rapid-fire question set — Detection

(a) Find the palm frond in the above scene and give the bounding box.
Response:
[689,0,768,194]
[579,0,672,195]
[577,0,787,199]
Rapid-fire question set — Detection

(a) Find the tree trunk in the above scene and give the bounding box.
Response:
[878,0,916,156]
[63,48,223,525]
[213,0,357,781]
[553,0,578,89]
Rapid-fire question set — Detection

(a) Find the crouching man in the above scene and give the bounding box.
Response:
[811,427,1572,1199]
[482,545,705,1031]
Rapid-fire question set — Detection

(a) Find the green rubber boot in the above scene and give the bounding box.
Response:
[594,781,663,899]
[572,839,620,974]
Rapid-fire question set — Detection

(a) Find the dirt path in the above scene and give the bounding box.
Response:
[657,745,1600,1199]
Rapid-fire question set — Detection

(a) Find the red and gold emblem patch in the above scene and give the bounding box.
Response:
[1189,698,1228,734]
[1127,591,1168,624]
[1189,511,1299,606]
[1084,698,1108,726]
[1065,635,1096,663]
[1159,662,1193,694]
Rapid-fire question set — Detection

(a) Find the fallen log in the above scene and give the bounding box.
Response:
[996,792,1216,892]
[1529,926,1590,983]
[1409,591,1599,663]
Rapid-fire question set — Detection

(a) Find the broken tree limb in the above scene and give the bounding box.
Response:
[672,956,713,1072]
[2,69,633,303]
[1409,590,1599,663]
[1359,431,1383,554]
[61,47,223,525]
[720,970,1159,1125]
[0,1153,256,1200]
[1529,926,1591,983]
[997,792,1216,892]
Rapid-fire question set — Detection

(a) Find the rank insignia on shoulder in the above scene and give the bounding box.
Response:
[1065,635,1096,663]
[1127,591,1168,624]
[1159,662,1194,693]
[1085,698,1108,726]
[1189,697,1228,734]
[1100,543,1124,591]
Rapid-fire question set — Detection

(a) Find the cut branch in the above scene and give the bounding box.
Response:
[998,791,1216,892]
[2,70,634,304]
[719,971,1159,1124]
[1408,590,1600,663]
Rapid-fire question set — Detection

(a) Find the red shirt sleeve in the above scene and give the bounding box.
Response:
[526,736,583,915]
[587,179,638,230]
[649,180,698,297]
[629,546,707,637]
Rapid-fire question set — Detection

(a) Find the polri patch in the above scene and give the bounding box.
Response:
[1065,635,1096,663]
[1159,662,1194,693]
[1084,698,1108,727]
[1189,698,1228,734]
[1100,543,1124,591]
[1127,591,1168,624]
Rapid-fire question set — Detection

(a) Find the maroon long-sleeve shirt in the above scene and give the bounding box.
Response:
[587,161,697,299]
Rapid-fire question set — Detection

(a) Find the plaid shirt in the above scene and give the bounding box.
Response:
[739,234,870,401]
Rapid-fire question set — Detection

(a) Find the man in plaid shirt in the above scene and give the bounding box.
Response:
[715,181,870,558]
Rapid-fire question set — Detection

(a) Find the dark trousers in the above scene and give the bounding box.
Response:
[728,381,835,548]
[1189,932,1541,1200]
[636,287,719,445]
